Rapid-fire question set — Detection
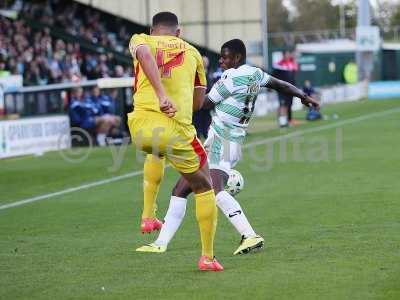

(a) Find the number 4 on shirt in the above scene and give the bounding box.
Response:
[156,49,185,78]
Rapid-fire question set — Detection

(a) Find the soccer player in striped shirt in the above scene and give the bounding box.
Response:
[137,39,319,255]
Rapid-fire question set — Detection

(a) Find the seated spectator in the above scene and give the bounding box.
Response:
[69,87,120,146]
[89,86,121,143]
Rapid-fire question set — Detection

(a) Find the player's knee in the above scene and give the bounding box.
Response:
[190,175,212,194]
[172,183,190,198]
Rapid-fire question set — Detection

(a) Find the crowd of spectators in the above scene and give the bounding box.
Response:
[0,0,132,86]
[21,0,132,56]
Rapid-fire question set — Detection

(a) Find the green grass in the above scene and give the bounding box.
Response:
[1,99,400,299]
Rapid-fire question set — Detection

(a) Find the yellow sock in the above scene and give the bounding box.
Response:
[195,189,217,259]
[142,154,165,219]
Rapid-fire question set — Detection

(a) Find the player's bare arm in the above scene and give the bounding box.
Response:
[201,96,215,110]
[265,76,320,110]
[193,87,207,112]
[136,45,177,117]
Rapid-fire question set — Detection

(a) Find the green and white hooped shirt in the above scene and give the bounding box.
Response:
[208,64,271,144]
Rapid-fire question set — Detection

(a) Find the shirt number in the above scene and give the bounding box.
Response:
[156,49,185,78]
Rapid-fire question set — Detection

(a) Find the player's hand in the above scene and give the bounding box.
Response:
[159,96,177,118]
[301,96,320,111]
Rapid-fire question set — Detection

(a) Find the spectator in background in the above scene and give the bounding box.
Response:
[69,87,98,134]
[90,86,121,143]
[273,50,298,127]
[0,14,130,86]
[192,56,213,139]
[303,80,316,98]
[69,87,120,146]
[90,86,116,115]
[303,80,321,121]
[101,88,118,115]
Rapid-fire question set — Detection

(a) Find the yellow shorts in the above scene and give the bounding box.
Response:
[127,110,207,174]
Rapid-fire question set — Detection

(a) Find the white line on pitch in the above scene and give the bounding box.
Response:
[0,170,144,210]
[1,107,399,211]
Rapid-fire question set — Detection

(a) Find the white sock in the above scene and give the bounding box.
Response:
[279,116,288,127]
[154,196,187,247]
[216,191,256,238]
[97,133,106,146]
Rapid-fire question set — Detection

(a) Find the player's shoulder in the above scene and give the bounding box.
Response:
[184,41,202,58]
[213,69,235,92]
[238,64,268,83]
[133,33,149,39]
[129,33,149,54]
[220,68,235,80]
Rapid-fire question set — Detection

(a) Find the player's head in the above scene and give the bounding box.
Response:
[219,39,246,70]
[151,12,180,37]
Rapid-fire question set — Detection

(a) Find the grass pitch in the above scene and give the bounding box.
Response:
[1,99,399,299]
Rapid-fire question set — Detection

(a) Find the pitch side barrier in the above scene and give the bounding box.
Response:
[1,78,367,120]
[1,78,134,118]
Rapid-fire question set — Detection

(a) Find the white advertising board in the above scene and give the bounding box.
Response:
[0,116,71,159]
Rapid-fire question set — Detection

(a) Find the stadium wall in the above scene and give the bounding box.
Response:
[73,0,263,63]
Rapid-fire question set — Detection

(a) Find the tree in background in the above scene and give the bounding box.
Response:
[391,5,400,29]
[290,0,340,31]
[388,3,400,41]
[372,0,398,32]
[343,0,357,30]
[268,0,292,33]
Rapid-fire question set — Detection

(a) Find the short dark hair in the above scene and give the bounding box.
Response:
[152,12,179,27]
[221,39,246,63]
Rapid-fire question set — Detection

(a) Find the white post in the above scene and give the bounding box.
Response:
[340,0,346,38]
[260,0,269,70]
[356,0,374,81]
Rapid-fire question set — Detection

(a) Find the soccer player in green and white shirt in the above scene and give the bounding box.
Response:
[136,39,319,255]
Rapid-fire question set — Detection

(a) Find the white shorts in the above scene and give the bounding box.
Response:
[203,127,242,174]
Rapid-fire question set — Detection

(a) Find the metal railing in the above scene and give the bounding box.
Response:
[3,79,133,118]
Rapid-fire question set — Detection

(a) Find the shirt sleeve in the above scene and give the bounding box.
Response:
[260,71,271,87]
[194,51,207,88]
[208,70,233,104]
[128,34,147,59]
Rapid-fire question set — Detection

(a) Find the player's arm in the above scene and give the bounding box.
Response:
[193,87,207,112]
[264,76,320,110]
[192,50,209,112]
[201,96,215,110]
[135,45,177,117]
[200,70,232,110]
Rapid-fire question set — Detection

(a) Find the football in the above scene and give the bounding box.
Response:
[225,169,244,196]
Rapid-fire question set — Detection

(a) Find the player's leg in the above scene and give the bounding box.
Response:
[277,94,289,127]
[210,168,264,255]
[179,162,222,271]
[141,154,165,233]
[287,96,293,122]
[136,177,192,252]
[168,130,222,270]
[127,111,168,234]
[208,133,264,255]
[154,177,191,247]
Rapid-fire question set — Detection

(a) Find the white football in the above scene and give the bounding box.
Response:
[226,169,244,196]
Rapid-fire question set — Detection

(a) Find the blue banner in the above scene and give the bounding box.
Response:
[369,81,400,99]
